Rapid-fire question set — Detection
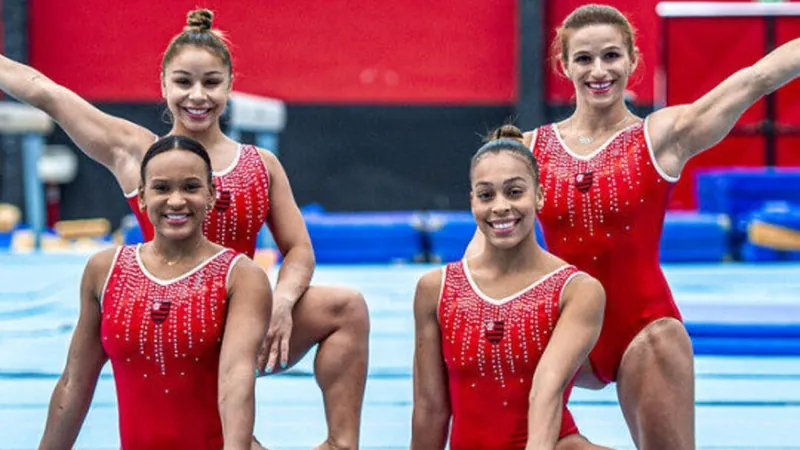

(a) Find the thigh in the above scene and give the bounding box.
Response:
[616,317,695,450]
[286,285,368,366]
[556,434,613,450]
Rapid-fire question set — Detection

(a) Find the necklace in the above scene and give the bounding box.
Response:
[574,114,631,145]
[155,240,203,267]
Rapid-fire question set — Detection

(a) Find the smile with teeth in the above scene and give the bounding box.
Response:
[184,107,211,118]
[587,80,613,92]
[165,213,190,225]
[490,219,520,233]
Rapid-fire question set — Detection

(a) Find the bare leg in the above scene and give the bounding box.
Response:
[276,286,370,450]
[573,359,608,390]
[557,434,614,450]
[616,318,695,450]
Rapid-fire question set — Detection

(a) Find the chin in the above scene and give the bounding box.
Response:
[157,226,195,241]
[179,119,214,134]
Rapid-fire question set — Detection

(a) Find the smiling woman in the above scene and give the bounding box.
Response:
[38,135,273,449]
[0,8,370,448]
[411,125,607,450]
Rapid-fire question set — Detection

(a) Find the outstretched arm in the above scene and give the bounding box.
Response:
[410,269,451,450]
[0,54,154,190]
[525,274,605,450]
[649,37,800,176]
[38,249,113,449]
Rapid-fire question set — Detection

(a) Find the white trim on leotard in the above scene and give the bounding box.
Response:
[643,116,680,183]
[462,260,571,306]
[135,243,229,287]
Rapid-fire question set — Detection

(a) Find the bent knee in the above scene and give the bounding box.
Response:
[627,318,693,362]
[329,288,370,331]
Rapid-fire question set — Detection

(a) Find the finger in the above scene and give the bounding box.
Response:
[256,348,268,374]
[280,336,290,370]
[265,341,280,373]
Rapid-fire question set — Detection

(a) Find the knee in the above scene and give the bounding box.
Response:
[330,288,370,333]
[631,318,693,361]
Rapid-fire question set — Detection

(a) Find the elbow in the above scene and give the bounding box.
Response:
[218,366,255,408]
[282,241,316,269]
[25,80,59,112]
[528,373,567,405]
[749,65,778,97]
[528,386,561,407]
[413,402,451,430]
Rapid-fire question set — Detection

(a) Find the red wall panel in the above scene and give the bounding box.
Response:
[777,17,800,126]
[663,17,766,126]
[28,0,517,104]
[661,11,800,209]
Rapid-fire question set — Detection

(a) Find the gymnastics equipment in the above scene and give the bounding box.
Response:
[0,102,54,249]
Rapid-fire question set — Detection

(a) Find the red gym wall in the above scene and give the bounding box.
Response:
[26,0,800,210]
[27,0,517,104]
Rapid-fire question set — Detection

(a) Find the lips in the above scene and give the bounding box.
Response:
[489,219,520,235]
[183,107,211,120]
[164,213,190,225]
[586,80,613,94]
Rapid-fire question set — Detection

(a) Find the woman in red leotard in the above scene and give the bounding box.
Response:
[39,135,271,449]
[467,4,800,449]
[413,126,608,450]
[0,10,369,449]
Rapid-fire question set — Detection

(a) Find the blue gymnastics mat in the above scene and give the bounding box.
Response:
[1,257,800,448]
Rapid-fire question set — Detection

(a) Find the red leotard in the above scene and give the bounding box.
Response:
[531,118,682,383]
[438,261,584,449]
[100,244,242,449]
[127,144,270,258]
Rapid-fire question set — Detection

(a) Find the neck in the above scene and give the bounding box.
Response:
[477,234,544,275]
[569,100,631,135]
[170,122,228,150]
[151,232,206,265]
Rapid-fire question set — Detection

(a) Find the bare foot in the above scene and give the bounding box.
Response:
[251,435,268,450]
[314,439,351,450]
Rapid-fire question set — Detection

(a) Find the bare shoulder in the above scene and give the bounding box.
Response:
[229,255,270,290]
[255,147,282,172]
[416,267,444,296]
[646,106,689,151]
[561,271,605,310]
[83,246,122,293]
[414,267,445,314]
[85,246,120,275]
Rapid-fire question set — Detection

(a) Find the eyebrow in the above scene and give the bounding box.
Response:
[574,45,622,54]
[148,176,204,183]
[474,176,527,187]
[170,70,224,76]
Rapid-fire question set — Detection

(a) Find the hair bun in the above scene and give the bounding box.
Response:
[489,124,524,142]
[186,9,214,32]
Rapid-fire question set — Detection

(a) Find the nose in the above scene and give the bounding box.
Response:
[188,82,205,101]
[166,190,186,209]
[492,198,511,216]
[590,58,607,78]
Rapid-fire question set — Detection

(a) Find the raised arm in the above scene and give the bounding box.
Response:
[218,257,272,449]
[525,274,605,450]
[410,269,451,450]
[649,37,800,177]
[0,55,155,191]
[38,249,113,449]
